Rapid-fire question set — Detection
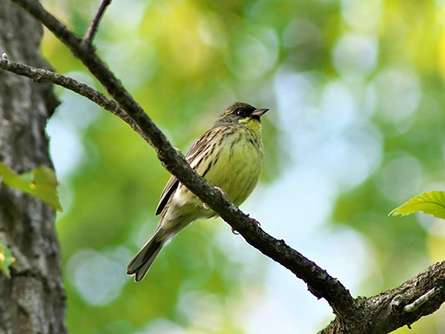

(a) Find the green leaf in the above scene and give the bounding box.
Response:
[0,162,62,211]
[0,242,15,278]
[389,191,445,219]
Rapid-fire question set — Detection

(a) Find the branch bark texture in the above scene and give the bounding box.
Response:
[0,2,66,334]
[321,261,445,333]
[3,0,445,333]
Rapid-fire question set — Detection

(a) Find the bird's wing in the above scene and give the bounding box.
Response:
[154,175,179,215]
[155,127,222,215]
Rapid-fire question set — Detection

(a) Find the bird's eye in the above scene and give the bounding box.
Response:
[236,108,248,116]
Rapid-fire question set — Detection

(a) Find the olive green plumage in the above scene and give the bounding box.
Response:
[127,102,269,281]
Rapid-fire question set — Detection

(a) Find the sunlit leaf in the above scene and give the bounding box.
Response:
[30,167,63,211]
[0,242,15,278]
[389,191,445,219]
[0,162,62,211]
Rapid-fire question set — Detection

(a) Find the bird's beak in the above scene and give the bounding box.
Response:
[251,108,269,117]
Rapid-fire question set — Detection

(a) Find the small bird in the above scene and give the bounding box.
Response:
[127,102,269,281]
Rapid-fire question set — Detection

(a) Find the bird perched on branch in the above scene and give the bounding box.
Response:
[127,102,269,281]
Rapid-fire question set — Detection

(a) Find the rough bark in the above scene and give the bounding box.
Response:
[0,2,66,334]
[320,261,445,333]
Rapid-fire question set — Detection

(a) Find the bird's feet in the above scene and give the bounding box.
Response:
[214,186,227,198]
[248,217,261,227]
[244,212,261,227]
[203,186,227,210]
[231,214,261,234]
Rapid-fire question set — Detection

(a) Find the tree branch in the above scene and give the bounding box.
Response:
[321,261,445,333]
[0,57,141,136]
[82,0,111,46]
[9,0,355,318]
[6,1,445,332]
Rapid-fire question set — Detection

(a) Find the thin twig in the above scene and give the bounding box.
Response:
[10,0,356,318]
[82,0,111,46]
[0,58,141,135]
[404,287,441,313]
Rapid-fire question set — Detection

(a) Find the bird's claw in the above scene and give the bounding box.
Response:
[249,217,261,227]
[203,187,227,210]
[245,213,261,227]
[231,216,260,235]
[214,186,227,198]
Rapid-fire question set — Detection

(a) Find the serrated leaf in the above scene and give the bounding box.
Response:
[0,242,15,278]
[0,162,62,211]
[389,191,445,219]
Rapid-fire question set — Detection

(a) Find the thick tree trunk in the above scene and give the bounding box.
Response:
[0,2,66,334]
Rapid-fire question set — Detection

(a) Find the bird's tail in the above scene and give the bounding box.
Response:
[127,230,166,281]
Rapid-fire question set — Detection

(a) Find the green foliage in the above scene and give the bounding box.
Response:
[0,162,62,211]
[390,191,445,219]
[0,242,15,278]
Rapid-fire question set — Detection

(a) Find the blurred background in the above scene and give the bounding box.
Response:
[41,0,445,333]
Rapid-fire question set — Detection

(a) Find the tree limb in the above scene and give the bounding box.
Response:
[8,0,356,318]
[0,58,140,135]
[321,261,445,333]
[5,0,445,332]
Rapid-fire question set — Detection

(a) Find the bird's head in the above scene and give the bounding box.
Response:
[216,102,269,126]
